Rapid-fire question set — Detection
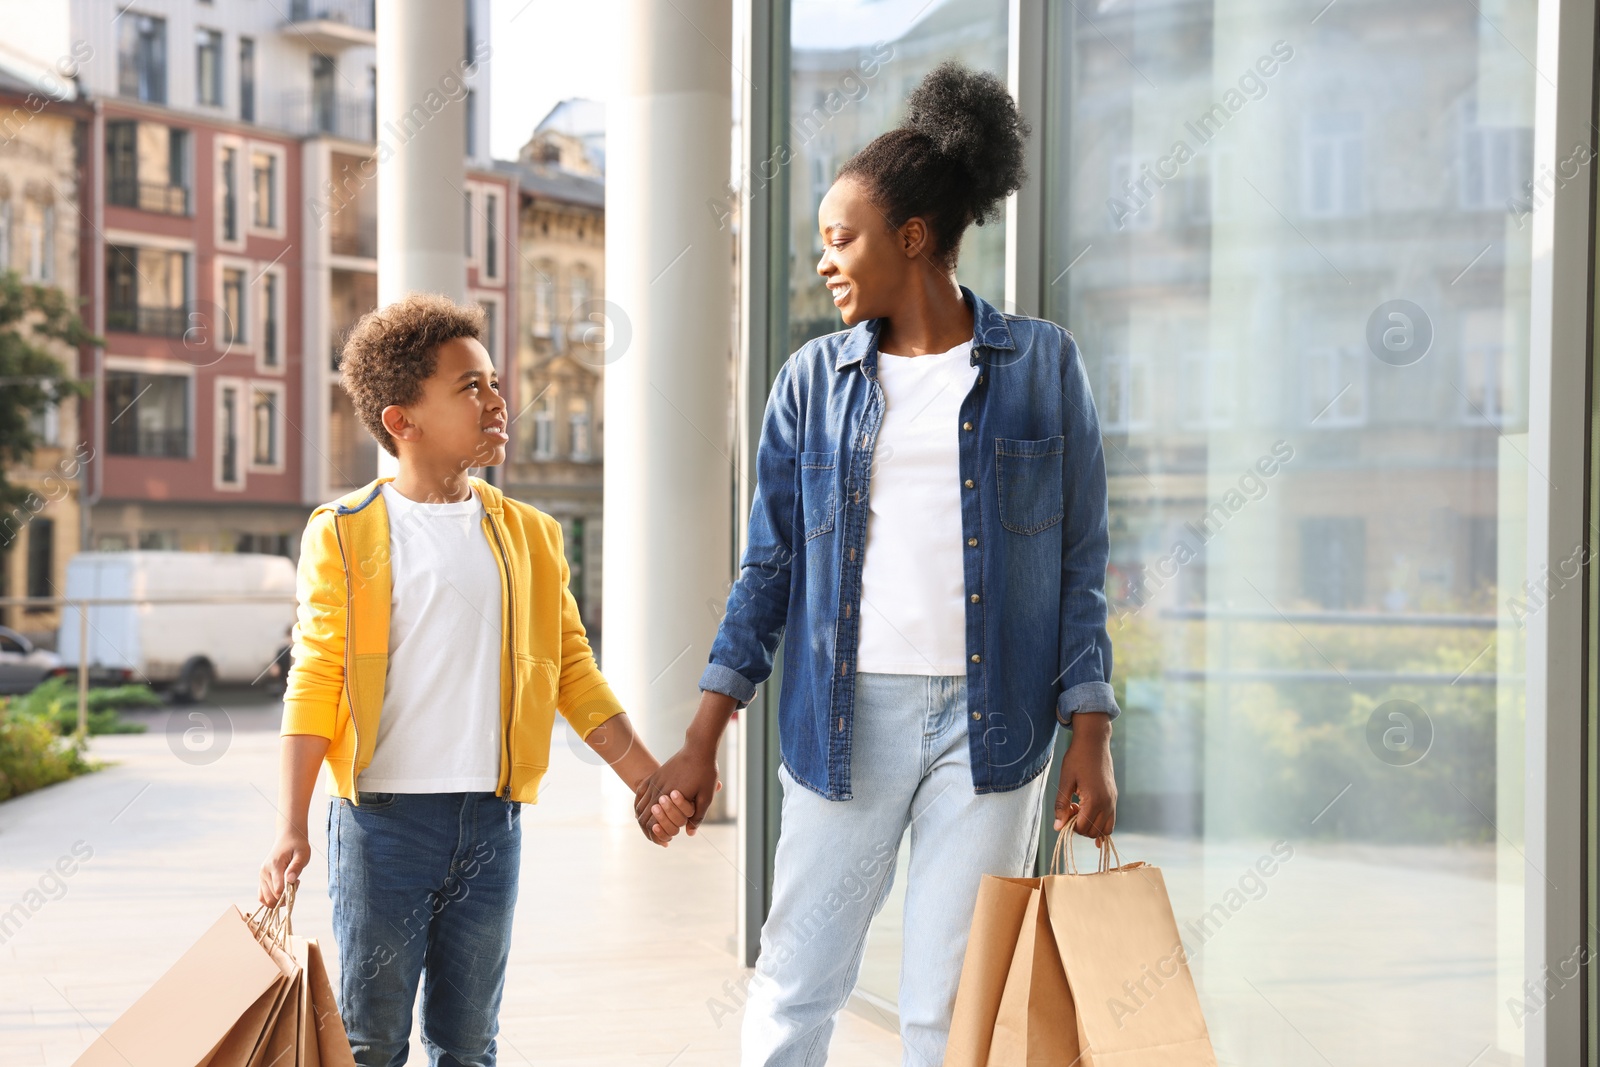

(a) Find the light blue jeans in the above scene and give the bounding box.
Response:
[741,672,1050,1067]
[327,790,522,1066]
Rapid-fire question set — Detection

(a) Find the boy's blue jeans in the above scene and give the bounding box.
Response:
[327,790,522,1067]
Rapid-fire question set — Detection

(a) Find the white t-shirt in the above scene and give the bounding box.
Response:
[358,482,504,792]
[856,340,979,675]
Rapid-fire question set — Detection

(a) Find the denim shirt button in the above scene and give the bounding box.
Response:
[970,653,981,663]
[970,593,980,602]
[967,537,978,547]
[971,711,982,721]
[962,421,973,431]
[964,478,975,488]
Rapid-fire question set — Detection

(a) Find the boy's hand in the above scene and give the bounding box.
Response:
[259,827,313,907]
[642,789,697,846]
[634,741,722,838]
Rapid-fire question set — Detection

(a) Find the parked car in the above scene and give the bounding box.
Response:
[0,626,66,695]
[56,552,297,704]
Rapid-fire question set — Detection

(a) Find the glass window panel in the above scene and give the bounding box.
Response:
[1041,1,1534,1060]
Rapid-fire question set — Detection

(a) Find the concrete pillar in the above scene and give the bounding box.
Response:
[601,0,734,819]
[375,0,468,478]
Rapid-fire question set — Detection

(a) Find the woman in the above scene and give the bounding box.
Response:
[637,60,1120,1066]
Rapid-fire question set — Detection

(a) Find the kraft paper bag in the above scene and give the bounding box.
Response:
[946,876,1078,1067]
[302,937,358,1067]
[1043,826,1218,1067]
[71,901,293,1067]
[198,935,298,1067]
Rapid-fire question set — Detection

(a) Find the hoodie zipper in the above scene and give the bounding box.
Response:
[333,512,361,805]
[486,509,516,800]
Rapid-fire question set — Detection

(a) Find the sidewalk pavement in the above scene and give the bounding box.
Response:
[0,692,903,1066]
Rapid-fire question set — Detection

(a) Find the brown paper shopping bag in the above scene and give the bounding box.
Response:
[301,937,358,1066]
[945,875,1077,1067]
[72,885,298,1067]
[1043,822,1218,1067]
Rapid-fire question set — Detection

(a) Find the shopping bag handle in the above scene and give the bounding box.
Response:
[247,880,296,949]
[1050,813,1142,875]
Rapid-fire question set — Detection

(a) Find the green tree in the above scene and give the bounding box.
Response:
[0,271,98,514]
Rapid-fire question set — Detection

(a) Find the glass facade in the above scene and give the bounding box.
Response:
[766,0,1539,1058]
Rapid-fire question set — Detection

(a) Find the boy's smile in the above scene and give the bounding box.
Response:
[381,335,507,502]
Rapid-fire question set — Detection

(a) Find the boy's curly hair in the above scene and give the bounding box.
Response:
[338,292,485,458]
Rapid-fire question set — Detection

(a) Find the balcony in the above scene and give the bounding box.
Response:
[107,178,190,217]
[279,89,374,144]
[282,0,375,50]
[107,305,189,337]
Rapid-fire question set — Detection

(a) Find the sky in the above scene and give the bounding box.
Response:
[489,0,621,160]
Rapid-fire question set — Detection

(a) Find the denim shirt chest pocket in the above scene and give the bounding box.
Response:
[995,435,1066,535]
[800,450,838,541]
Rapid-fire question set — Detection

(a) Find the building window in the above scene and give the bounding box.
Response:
[1301,111,1364,218]
[252,387,280,466]
[464,189,474,258]
[532,399,554,459]
[221,267,247,346]
[218,382,241,486]
[532,267,555,337]
[312,54,337,134]
[26,517,53,606]
[1460,101,1532,213]
[220,145,239,242]
[251,149,277,229]
[1303,347,1367,427]
[106,121,190,215]
[1300,517,1366,609]
[480,298,499,370]
[466,89,477,158]
[25,202,54,282]
[106,371,188,457]
[1097,353,1150,433]
[484,192,499,278]
[196,28,224,107]
[1178,350,1235,429]
[239,37,256,122]
[262,272,281,367]
[106,245,189,336]
[117,13,167,104]
[569,404,592,461]
[1460,308,1514,425]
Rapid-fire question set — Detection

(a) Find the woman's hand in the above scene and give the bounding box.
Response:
[1054,712,1116,839]
[634,740,722,838]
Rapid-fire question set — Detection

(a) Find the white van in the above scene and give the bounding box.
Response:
[56,551,297,703]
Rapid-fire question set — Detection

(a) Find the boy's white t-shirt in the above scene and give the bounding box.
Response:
[856,340,979,675]
[358,482,504,792]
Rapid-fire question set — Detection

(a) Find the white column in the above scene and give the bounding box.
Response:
[601,0,734,820]
[375,0,468,477]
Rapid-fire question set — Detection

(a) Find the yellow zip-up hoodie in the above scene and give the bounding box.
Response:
[280,474,624,806]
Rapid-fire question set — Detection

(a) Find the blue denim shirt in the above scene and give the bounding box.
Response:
[698,285,1120,799]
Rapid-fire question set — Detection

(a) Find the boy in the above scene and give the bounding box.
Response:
[258,294,691,1064]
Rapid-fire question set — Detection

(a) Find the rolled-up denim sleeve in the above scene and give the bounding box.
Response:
[1054,328,1121,729]
[698,357,801,708]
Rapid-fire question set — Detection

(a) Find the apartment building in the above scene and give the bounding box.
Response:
[497,99,604,631]
[0,50,90,637]
[66,0,508,554]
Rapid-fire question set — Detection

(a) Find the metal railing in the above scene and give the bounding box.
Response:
[107,178,190,216]
[106,305,188,337]
[278,90,375,143]
[287,0,374,30]
[0,593,295,738]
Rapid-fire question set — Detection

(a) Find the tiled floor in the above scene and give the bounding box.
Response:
[0,693,903,1066]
